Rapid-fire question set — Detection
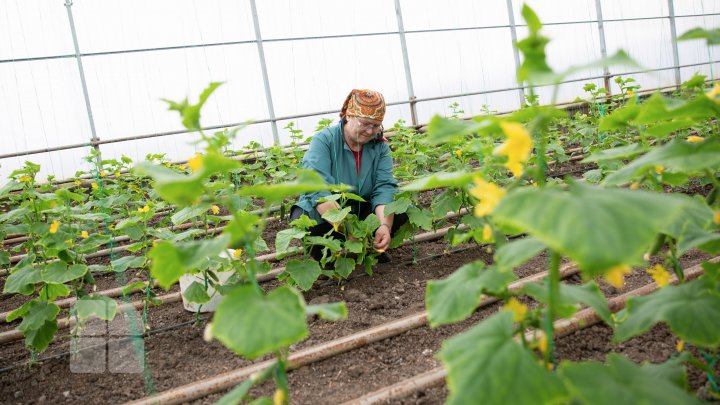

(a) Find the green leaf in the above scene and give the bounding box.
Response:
[322,207,351,226]
[40,283,71,300]
[407,207,432,230]
[3,265,41,295]
[559,354,701,405]
[439,311,567,405]
[427,261,516,327]
[599,104,641,131]
[384,197,412,216]
[285,259,321,291]
[401,171,474,191]
[424,115,494,145]
[523,280,612,325]
[182,281,211,304]
[68,213,110,221]
[305,302,348,321]
[334,257,355,278]
[73,295,118,321]
[23,320,57,352]
[603,138,720,186]
[431,191,462,220]
[344,239,364,254]
[582,143,648,163]
[494,237,546,272]
[306,236,342,252]
[224,211,260,246]
[239,169,345,202]
[212,285,308,359]
[41,262,88,284]
[275,228,307,253]
[214,379,255,405]
[149,234,231,289]
[0,250,10,265]
[163,82,223,131]
[492,183,692,276]
[76,233,113,253]
[678,27,720,45]
[171,204,211,225]
[111,255,146,273]
[614,276,720,347]
[6,299,34,322]
[17,300,60,352]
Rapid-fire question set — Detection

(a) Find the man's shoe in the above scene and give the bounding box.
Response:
[377,252,392,264]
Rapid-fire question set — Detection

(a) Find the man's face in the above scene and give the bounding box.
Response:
[348,116,382,144]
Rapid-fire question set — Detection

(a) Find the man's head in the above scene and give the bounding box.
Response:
[340,89,385,145]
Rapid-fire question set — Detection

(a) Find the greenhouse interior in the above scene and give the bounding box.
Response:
[1,0,720,404]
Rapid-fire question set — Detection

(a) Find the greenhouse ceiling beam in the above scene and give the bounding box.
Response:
[249,0,279,144]
[64,0,100,157]
[3,13,719,65]
[1,59,718,161]
[594,0,611,95]
[394,0,418,126]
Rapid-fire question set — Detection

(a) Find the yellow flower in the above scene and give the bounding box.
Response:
[630,182,640,190]
[627,89,635,97]
[676,339,684,352]
[100,171,107,178]
[188,154,203,172]
[81,230,89,239]
[164,162,171,167]
[115,171,121,178]
[232,249,243,259]
[18,175,32,182]
[604,264,632,288]
[178,164,187,171]
[65,239,73,244]
[537,333,548,355]
[74,180,82,186]
[494,121,533,177]
[469,177,506,217]
[91,182,98,190]
[503,297,528,322]
[49,220,60,234]
[138,205,150,213]
[291,159,297,164]
[654,165,664,174]
[714,210,720,225]
[646,264,670,288]
[108,224,115,230]
[332,222,340,233]
[455,149,463,159]
[482,224,493,242]
[273,388,286,405]
[210,205,220,215]
[687,135,704,143]
[705,82,720,103]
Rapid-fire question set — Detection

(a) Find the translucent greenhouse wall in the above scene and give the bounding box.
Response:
[0,0,719,181]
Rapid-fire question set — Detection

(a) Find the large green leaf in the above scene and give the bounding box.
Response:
[171,204,211,225]
[239,169,344,202]
[424,115,494,145]
[162,81,223,131]
[603,138,720,186]
[559,354,701,405]
[149,234,231,289]
[384,197,412,216]
[321,207,351,225]
[133,163,204,206]
[212,285,308,359]
[73,296,118,321]
[581,143,648,163]
[285,259,321,291]
[224,211,260,246]
[678,27,720,45]
[427,261,516,327]
[661,195,714,255]
[76,234,113,253]
[111,255,147,273]
[182,281,211,304]
[493,237,546,272]
[614,276,720,347]
[407,207,432,231]
[431,191,462,220]
[41,262,88,284]
[275,228,307,253]
[523,280,612,325]
[17,300,60,352]
[401,171,475,191]
[334,257,355,278]
[3,265,41,295]
[439,311,567,405]
[492,183,690,276]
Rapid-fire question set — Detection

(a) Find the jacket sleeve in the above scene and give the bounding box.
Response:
[370,142,398,211]
[302,131,335,208]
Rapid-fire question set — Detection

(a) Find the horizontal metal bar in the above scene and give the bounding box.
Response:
[5,11,720,65]
[2,59,719,161]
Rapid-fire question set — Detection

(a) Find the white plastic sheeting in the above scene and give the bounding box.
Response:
[0,0,718,181]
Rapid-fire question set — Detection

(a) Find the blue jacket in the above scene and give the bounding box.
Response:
[295,121,398,222]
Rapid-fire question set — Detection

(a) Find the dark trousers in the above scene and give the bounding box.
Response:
[289,202,409,261]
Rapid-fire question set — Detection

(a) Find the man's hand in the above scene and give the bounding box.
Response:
[373,224,391,252]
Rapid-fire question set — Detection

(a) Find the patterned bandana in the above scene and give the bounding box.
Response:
[340,89,385,121]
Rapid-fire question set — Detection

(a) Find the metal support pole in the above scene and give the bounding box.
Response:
[249,0,279,144]
[594,0,612,96]
[667,0,682,88]
[64,0,100,157]
[505,0,525,107]
[394,0,418,126]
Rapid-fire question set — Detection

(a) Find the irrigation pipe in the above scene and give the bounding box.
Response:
[340,259,714,405]
[122,260,582,405]
[0,214,468,341]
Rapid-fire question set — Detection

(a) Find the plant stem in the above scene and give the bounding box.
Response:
[543,250,560,367]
